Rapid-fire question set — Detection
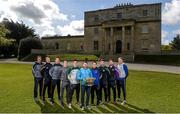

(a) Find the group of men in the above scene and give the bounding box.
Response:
[32,56,129,110]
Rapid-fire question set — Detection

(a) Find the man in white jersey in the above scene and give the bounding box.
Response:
[116,57,129,105]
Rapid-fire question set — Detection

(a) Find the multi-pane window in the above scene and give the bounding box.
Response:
[141,39,148,50]
[141,25,149,33]
[80,42,83,50]
[67,42,71,50]
[55,43,59,49]
[108,43,111,51]
[126,26,131,34]
[94,28,99,34]
[143,10,148,16]
[127,43,130,50]
[94,41,99,50]
[94,15,99,22]
[117,13,122,19]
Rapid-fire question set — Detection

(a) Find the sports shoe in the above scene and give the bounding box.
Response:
[68,103,72,109]
[50,101,54,106]
[75,102,79,105]
[87,105,91,110]
[121,100,126,105]
[34,97,38,102]
[81,106,84,111]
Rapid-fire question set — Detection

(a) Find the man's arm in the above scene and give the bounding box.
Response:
[49,66,54,77]
[114,67,119,80]
[76,69,82,80]
[123,64,129,78]
[32,63,36,77]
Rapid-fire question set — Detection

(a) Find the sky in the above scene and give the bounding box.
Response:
[0,0,180,45]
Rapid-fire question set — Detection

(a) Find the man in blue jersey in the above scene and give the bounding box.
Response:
[116,57,129,105]
[77,62,93,110]
[91,61,101,106]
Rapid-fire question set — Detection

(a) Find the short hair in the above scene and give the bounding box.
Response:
[37,55,41,58]
[55,56,60,59]
[45,56,50,59]
[92,61,97,64]
[55,57,60,61]
[99,58,104,61]
[118,57,124,62]
[73,59,77,61]
[84,62,88,64]
[109,58,113,61]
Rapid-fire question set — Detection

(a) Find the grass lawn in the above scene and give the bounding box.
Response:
[0,63,180,113]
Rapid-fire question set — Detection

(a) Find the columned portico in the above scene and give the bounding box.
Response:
[102,20,135,55]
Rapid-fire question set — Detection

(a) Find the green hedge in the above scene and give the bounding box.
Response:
[21,53,46,62]
[135,54,180,66]
[48,54,98,61]
[21,53,98,62]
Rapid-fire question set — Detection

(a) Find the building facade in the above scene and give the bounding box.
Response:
[41,3,161,61]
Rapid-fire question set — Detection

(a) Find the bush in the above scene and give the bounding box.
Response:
[18,37,43,60]
[48,54,98,61]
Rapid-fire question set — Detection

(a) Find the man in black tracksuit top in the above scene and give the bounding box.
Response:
[108,59,118,103]
[41,57,52,102]
[98,59,109,103]
[49,57,63,104]
[32,56,44,102]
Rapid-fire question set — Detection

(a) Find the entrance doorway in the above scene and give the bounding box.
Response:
[116,40,122,53]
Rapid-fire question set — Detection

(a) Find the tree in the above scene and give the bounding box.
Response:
[0,24,16,57]
[0,24,14,46]
[18,36,43,60]
[161,45,172,51]
[170,34,180,50]
[2,19,38,44]
[1,18,39,57]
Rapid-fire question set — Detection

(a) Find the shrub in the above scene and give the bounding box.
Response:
[48,54,98,61]
[135,54,180,66]
[18,37,43,60]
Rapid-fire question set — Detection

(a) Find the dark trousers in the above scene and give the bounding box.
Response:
[81,85,91,107]
[70,83,80,103]
[42,79,52,100]
[99,83,108,102]
[51,79,61,102]
[34,77,43,98]
[107,81,116,102]
[116,79,126,100]
[60,82,70,104]
[91,85,100,105]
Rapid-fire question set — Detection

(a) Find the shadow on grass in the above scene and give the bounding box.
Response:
[126,103,154,113]
[36,100,77,113]
[36,100,154,113]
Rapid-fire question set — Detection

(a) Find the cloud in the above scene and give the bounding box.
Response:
[161,30,170,45]
[57,20,84,36]
[162,30,168,39]
[162,0,180,25]
[0,0,68,36]
[173,29,180,35]
[10,2,46,23]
